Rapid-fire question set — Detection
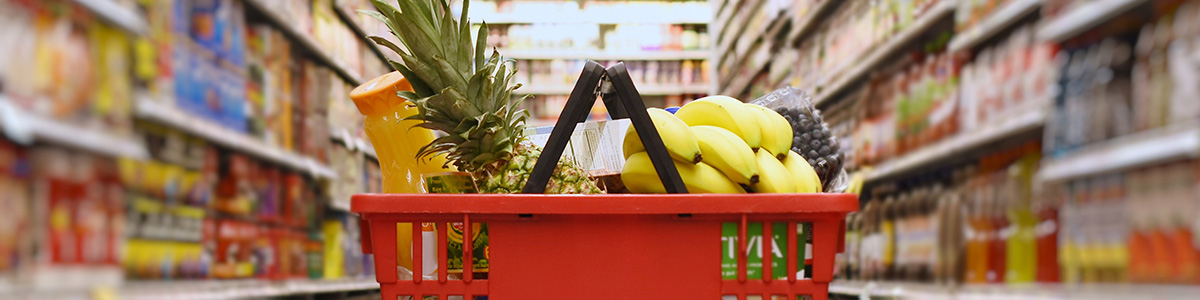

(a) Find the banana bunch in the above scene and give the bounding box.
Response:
[621,96,822,194]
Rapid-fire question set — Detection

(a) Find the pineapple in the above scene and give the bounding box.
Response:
[363,0,601,194]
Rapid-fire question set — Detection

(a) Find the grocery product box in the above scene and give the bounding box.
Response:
[524,118,630,177]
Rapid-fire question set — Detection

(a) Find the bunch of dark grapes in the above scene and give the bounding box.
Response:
[775,105,843,191]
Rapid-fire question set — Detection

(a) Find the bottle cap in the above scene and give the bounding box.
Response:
[350,71,413,116]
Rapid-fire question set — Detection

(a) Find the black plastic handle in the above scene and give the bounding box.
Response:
[521,61,687,194]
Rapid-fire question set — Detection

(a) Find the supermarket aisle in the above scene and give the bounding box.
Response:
[714,0,1200,299]
[0,0,387,298]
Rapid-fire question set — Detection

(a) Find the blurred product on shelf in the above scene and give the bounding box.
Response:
[958,25,1055,131]
[0,0,385,295]
[0,0,135,138]
[487,23,709,52]
[841,141,1045,284]
[784,0,947,96]
[517,59,710,90]
[460,0,712,24]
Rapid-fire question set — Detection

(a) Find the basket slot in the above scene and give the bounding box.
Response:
[413,222,424,284]
[721,279,829,300]
[438,223,448,283]
[787,221,798,283]
[762,221,773,284]
[737,214,748,284]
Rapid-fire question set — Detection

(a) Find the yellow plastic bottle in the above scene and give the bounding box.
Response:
[349,71,451,274]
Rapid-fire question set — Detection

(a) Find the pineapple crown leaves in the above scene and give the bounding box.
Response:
[363,0,531,172]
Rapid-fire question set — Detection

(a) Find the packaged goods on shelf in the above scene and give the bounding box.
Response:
[1053,160,1200,284]
[1043,0,1200,159]
[958,25,1055,131]
[0,1,136,138]
[843,141,1044,284]
[486,23,709,53]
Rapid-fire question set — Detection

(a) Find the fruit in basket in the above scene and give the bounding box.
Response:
[675,96,762,151]
[622,108,702,164]
[745,103,794,160]
[782,150,821,193]
[749,150,795,193]
[621,152,744,194]
[775,105,843,191]
[365,0,601,194]
[690,126,758,185]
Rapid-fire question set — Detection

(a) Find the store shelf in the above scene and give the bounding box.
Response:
[721,44,770,96]
[134,95,338,180]
[72,0,149,36]
[500,49,710,61]
[468,14,709,25]
[119,278,378,300]
[812,0,955,107]
[1037,121,1200,182]
[333,2,392,68]
[0,96,148,159]
[788,0,842,46]
[243,0,364,86]
[830,280,1200,300]
[517,84,710,95]
[331,129,378,160]
[948,0,1043,52]
[866,106,1047,183]
[1036,0,1149,43]
[715,0,765,67]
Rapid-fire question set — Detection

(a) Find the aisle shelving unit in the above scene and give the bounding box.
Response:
[134,96,339,180]
[1037,121,1200,182]
[119,277,379,300]
[518,84,711,96]
[947,0,1044,52]
[866,105,1047,183]
[502,49,711,61]
[71,0,149,35]
[0,96,149,160]
[1036,0,1150,43]
[811,0,955,107]
[243,0,364,86]
[829,280,1200,300]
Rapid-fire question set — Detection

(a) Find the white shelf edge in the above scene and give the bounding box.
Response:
[0,96,148,159]
[948,0,1044,52]
[788,0,841,45]
[134,94,337,180]
[1037,121,1200,182]
[331,129,378,160]
[1036,0,1149,43]
[244,0,364,86]
[72,0,149,36]
[120,278,378,300]
[517,84,710,95]
[500,49,711,60]
[813,0,955,107]
[831,280,1200,300]
[866,106,1046,183]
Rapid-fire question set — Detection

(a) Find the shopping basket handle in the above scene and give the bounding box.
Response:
[521,61,687,194]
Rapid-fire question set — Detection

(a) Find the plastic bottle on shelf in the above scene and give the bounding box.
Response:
[1005,162,1037,284]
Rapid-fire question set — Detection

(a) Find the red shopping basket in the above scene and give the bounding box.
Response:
[353,194,857,300]
[353,61,857,299]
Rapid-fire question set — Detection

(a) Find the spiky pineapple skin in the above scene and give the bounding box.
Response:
[474,142,602,194]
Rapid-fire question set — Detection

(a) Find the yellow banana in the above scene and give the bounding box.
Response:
[674,96,762,151]
[782,150,821,193]
[750,149,796,193]
[745,104,794,160]
[690,125,758,185]
[622,152,745,194]
[622,108,702,164]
